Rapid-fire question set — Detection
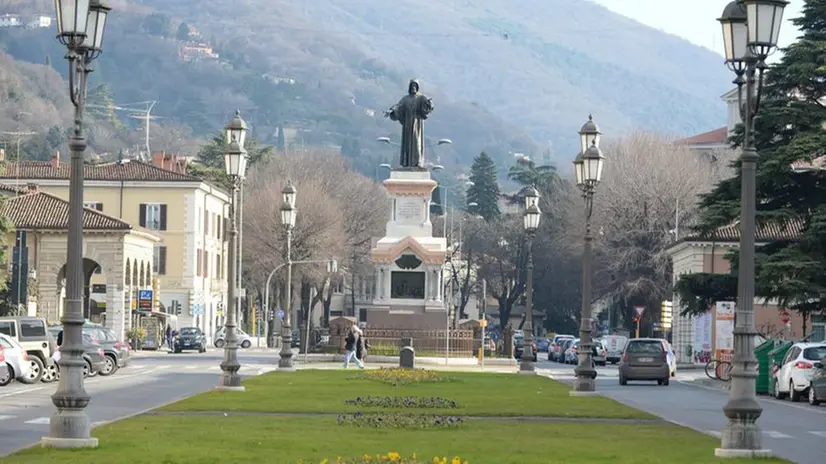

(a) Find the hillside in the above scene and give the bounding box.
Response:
[0,0,730,176]
[133,0,730,159]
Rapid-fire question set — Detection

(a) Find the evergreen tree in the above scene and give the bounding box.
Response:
[275,124,286,153]
[177,22,191,42]
[466,152,501,220]
[688,0,826,320]
[506,155,557,205]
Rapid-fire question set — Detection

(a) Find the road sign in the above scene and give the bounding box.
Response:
[277,309,285,320]
[780,311,791,324]
[634,306,645,317]
[138,290,153,311]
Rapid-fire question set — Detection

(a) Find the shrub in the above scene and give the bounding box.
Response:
[344,396,457,409]
[336,412,464,429]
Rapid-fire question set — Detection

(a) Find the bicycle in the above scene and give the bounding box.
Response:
[705,359,733,381]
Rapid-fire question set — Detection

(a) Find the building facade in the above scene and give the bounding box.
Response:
[0,153,230,339]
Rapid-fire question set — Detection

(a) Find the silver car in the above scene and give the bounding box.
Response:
[0,333,33,385]
[213,327,252,349]
[618,338,671,386]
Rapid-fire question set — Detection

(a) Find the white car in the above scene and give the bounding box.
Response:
[0,333,33,385]
[773,342,826,401]
[213,327,252,349]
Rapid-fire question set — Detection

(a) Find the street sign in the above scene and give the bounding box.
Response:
[634,306,645,317]
[277,309,285,320]
[780,311,791,324]
[138,290,153,311]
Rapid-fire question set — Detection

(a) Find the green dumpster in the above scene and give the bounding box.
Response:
[766,340,793,396]
[755,340,780,395]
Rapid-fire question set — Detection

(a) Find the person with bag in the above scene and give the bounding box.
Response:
[343,326,364,369]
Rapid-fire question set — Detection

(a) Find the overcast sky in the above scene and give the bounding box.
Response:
[592,0,803,59]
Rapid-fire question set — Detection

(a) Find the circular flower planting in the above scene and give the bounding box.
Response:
[360,368,449,386]
[336,412,464,429]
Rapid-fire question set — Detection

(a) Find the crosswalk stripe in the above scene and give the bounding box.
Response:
[0,415,15,421]
[764,431,793,439]
[809,431,826,438]
[25,417,49,425]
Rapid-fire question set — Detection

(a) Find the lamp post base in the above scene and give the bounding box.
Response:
[42,410,97,449]
[216,385,246,392]
[572,375,596,392]
[714,449,772,459]
[569,390,601,397]
[518,360,536,374]
[218,372,243,389]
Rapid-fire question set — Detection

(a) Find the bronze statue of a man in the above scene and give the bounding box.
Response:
[385,79,434,168]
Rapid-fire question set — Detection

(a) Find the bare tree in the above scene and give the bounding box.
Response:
[558,132,735,327]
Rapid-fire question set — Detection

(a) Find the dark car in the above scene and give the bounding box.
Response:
[51,323,130,376]
[49,328,107,380]
[809,358,826,406]
[618,338,670,386]
[514,337,538,362]
[173,327,207,353]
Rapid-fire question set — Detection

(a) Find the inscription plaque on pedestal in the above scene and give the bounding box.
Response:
[396,197,423,222]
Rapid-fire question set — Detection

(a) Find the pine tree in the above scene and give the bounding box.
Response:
[466,152,501,220]
[689,0,826,320]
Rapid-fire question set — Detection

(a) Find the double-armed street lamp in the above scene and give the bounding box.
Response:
[571,115,605,395]
[217,110,249,392]
[278,181,298,371]
[715,0,788,458]
[43,0,111,449]
[519,188,541,374]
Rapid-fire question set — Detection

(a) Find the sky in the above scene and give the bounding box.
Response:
[592,0,804,59]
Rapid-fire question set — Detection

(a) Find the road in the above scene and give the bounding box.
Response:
[0,350,278,457]
[536,356,826,464]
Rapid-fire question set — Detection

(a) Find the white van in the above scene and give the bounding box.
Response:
[603,335,629,364]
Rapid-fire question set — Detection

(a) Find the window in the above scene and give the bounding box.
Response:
[20,319,46,338]
[217,254,222,279]
[84,201,103,211]
[154,245,167,275]
[213,214,219,239]
[803,346,826,361]
[139,203,167,231]
[196,249,203,277]
[217,216,222,241]
[0,321,15,337]
[204,251,210,278]
[626,341,664,354]
[204,210,209,235]
[91,284,106,293]
[390,271,425,299]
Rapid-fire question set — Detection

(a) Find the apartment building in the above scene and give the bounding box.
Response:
[0,152,230,338]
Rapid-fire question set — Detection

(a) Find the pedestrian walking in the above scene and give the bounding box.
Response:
[343,326,364,369]
[356,332,370,364]
[165,324,173,350]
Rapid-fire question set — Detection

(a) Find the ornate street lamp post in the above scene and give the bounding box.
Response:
[43,0,110,449]
[217,110,249,392]
[519,187,541,374]
[572,115,605,395]
[278,181,298,371]
[715,0,787,458]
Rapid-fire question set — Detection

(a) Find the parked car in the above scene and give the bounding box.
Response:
[174,327,207,353]
[0,347,7,387]
[602,335,629,365]
[50,323,130,376]
[564,339,582,364]
[592,340,607,366]
[536,338,551,353]
[213,326,252,349]
[47,328,106,379]
[773,342,826,401]
[558,338,576,363]
[618,338,670,386]
[809,358,826,406]
[0,333,33,385]
[549,335,575,362]
[0,316,54,383]
[514,337,538,362]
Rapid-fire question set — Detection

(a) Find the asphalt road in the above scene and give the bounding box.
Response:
[537,356,826,464]
[0,350,278,457]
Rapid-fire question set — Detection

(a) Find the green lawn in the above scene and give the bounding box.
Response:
[0,416,785,464]
[161,370,652,419]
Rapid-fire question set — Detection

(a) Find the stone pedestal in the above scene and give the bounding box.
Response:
[369,169,447,329]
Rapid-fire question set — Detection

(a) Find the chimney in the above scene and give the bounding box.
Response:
[50,151,60,168]
[152,151,166,169]
[26,183,38,192]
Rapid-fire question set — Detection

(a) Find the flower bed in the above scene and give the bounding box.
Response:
[297,454,469,464]
[337,412,464,429]
[360,368,448,386]
[344,396,457,409]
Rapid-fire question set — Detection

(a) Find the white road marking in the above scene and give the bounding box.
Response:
[25,417,49,425]
[764,431,793,439]
[0,415,15,421]
[208,366,220,371]
[809,431,826,437]
[157,365,171,370]
[706,430,722,437]
[131,364,145,369]
[184,366,196,370]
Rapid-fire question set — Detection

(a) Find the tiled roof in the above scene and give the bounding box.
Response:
[790,155,826,172]
[0,159,201,182]
[675,127,728,146]
[0,187,131,230]
[686,219,803,243]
